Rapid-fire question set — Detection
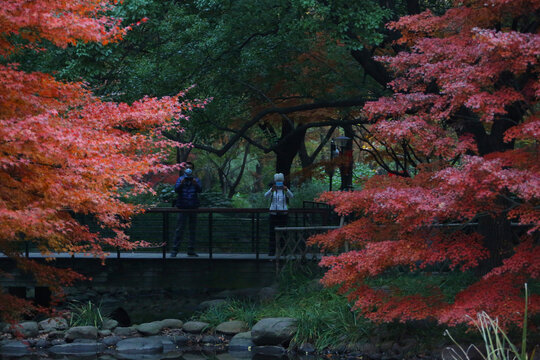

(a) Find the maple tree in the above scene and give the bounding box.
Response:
[0,0,204,321]
[310,0,540,327]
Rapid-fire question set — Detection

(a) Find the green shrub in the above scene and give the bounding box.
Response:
[68,300,108,329]
[194,262,371,350]
[195,299,259,328]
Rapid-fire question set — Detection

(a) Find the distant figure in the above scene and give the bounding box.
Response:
[171,161,202,257]
[264,173,294,256]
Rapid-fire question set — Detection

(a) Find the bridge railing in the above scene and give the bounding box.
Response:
[274,225,340,273]
[18,207,336,259]
[141,207,335,259]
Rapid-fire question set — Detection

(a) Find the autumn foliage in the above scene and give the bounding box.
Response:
[0,0,202,320]
[310,0,540,327]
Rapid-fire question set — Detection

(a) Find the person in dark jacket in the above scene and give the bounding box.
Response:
[171,162,202,257]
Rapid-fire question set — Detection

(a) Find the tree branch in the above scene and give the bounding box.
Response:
[193,97,368,156]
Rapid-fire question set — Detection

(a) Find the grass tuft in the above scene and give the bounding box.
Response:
[68,300,108,329]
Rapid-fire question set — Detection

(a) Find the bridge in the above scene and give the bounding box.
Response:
[0,207,339,304]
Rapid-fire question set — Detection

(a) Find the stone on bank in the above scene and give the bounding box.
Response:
[251,317,297,346]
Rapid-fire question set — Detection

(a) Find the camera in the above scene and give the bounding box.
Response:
[184,168,193,178]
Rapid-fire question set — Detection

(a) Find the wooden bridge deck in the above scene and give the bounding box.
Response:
[0,251,281,260]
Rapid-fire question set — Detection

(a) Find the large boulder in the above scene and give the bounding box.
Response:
[11,321,39,338]
[182,321,209,334]
[49,340,105,355]
[228,331,254,352]
[65,326,98,340]
[136,319,184,336]
[251,318,297,346]
[216,320,248,335]
[160,318,183,329]
[0,340,30,356]
[102,319,118,331]
[102,336,122,346]
[115,337,163,354]
[113,326,137,336]
[136,321,164,336]
[38,317,68,332]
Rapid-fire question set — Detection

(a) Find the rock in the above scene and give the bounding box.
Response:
[251,345,287,356]
[102,335,122,346]
[202,335,220,344]
[113,326,137,336]
[198,299,227,311]
[116,337,163,354]
[146,335,176,350]
[298,342,316,354]
[65,325,98,340]
[0,322,9,332]
[51,339,65,346]
[216,320,248,335]
[172,335,189,346]
[39,317,68,332]
[251,317,297,346]
[258,286,279,302]
[228,331,254,352]
[25,338,37,346]
[47,330,65,340]
[11,321,39,337]
[102,319,119,330]
[160,318,183,329]
[137,321,164,336]
[35,338,51,348]
[182,321,210,334]
[99,329,112,337]
[356,342,378,356]
[49,340,106,355]
[136,319,183,336]
[0,340,30,355]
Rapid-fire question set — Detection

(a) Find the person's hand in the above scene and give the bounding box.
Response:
[283,186,288,191]
[272,185,277,191]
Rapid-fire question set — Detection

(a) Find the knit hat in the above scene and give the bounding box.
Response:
[273,173,284,182]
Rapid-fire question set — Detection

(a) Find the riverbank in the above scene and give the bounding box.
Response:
[4,264,535,360]
[1,314,457,360]
[0,267,480,360]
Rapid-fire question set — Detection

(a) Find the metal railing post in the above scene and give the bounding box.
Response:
[255,212,260,261]
[208,212,213,260]
[162,211,169,259]
[251,212,255,252]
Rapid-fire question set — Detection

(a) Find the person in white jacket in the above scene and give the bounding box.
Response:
[264,173,294,256]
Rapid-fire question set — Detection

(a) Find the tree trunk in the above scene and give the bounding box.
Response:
[455,107,520,274]
[339,125,355,191]
[176,147,192,175]
[477,210,515,275]
[253,162,263,192]
[274,119,306,181]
